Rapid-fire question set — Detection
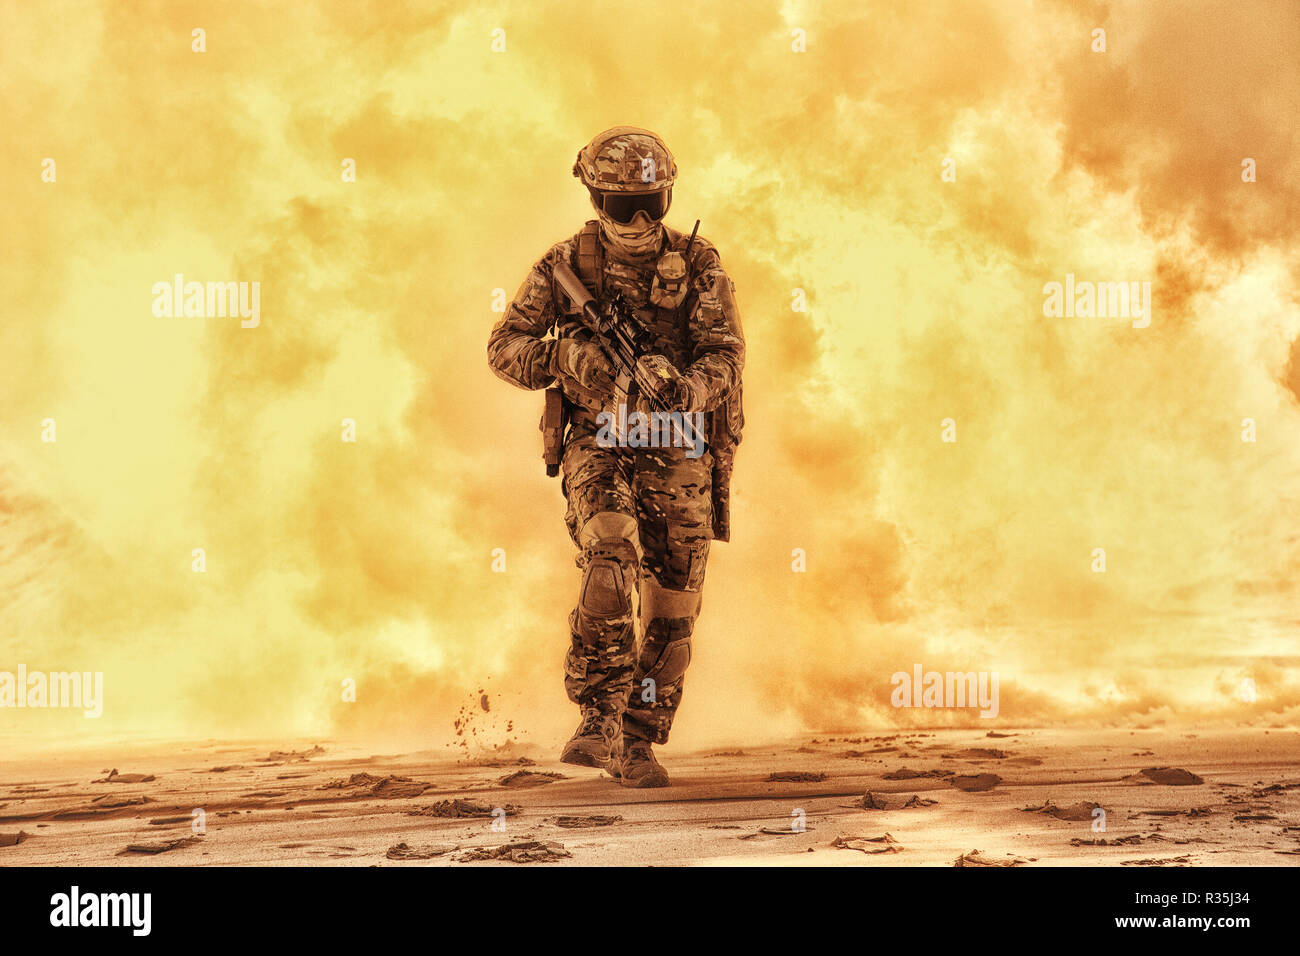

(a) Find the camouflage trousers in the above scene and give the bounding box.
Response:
[561,427,712,744]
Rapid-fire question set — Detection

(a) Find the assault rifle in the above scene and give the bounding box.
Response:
[551,258,701,448]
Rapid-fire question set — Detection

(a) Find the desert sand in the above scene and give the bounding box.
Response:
[1,728,1296,866]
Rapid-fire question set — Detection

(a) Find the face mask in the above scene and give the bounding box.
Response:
[596,207,663,260]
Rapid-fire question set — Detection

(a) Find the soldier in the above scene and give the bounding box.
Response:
[487,127,744,787]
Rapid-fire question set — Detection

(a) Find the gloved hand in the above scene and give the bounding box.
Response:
[553,338,615,394]
[636,354,705,413]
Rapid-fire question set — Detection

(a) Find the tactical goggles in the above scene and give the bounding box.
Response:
[589,187,671,224]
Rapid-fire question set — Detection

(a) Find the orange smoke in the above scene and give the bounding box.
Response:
[2,0,1298,755]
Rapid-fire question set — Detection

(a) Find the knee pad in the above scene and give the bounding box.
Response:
[640,636,692,691]
[578,512,640,619]
[580,550,636,617]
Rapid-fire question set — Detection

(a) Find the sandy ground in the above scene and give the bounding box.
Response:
[1,728,1297,866]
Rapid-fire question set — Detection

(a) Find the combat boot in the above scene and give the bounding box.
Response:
[611,737,670,788]
[559,707,622,768]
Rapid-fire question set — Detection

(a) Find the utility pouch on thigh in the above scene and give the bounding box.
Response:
[662,526,710,593]
[709,383,744,541]
[540,386,568,477]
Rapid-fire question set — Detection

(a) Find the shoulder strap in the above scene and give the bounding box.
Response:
[575,221,603,296]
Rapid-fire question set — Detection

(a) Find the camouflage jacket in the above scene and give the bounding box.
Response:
[487,222,744,427]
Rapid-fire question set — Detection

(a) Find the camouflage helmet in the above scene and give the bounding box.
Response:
[573,126,677,193]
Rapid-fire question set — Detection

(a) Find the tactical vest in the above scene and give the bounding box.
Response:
[543,221,744,541]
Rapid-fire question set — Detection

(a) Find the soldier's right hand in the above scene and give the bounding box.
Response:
[553,338,615,394]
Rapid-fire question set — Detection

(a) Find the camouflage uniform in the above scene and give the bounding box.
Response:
[487,128,743,765]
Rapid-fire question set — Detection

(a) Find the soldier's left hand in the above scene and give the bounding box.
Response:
[637,355,704,414]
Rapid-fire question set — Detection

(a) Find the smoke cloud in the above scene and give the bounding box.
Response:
[2,0,1298,753]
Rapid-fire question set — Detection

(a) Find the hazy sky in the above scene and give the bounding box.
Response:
[3,0,1298,752]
